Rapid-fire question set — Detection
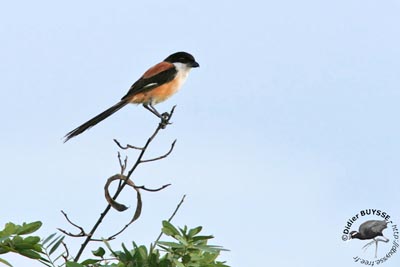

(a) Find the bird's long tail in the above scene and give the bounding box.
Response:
[64,100,128,142]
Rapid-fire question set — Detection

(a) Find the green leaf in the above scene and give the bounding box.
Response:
[66,262,85,267]
[23,236,40,245]
[173,259,185,267]
[92,246,106,257]
[0,257,12,267]
[174,235,188,246]
[188,226,202,237]
[42,233,57,246]
[157,241,185,249]
[38,256,50,264]
[18,249,41,259]
[178,226,188,236]
[16,222,42,235]
[49,236,65,255]
[80,258,101,265]
[159,258,172,267]
[0,245,12,254]
[14,242,35,250]
[156,244,171,253]
[136,245,148,261]
[32,244,43,253]
[182,254,191,264]
[12,236,23,245]
[202,252,219,263]
[192,235,214,242]
[1,223,17,237]
[162,221,180,237]
[0,239,10,244]
[38,259,52,267]
[45,234,64,249]
[121,243,133,261]
[13,237,41,251]
[193,245,227,253]
[115,251,127,262]
[103,240,118,257]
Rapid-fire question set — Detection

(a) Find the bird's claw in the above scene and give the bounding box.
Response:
[159,112,172,129]
[161,112,170,120]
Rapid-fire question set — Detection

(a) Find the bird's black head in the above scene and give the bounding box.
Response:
[349,231,360,239]
[164,51,200,68]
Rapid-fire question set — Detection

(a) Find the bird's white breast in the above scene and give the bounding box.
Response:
[173,62,192,88]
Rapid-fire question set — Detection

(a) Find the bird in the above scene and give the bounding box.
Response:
[350,220,389,258]
[64,51,199,142]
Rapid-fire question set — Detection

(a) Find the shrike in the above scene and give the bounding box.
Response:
[64,51,199,142]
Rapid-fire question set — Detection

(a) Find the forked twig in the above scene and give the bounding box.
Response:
[114,139,144,150]
[58,210,86,237]
[117,152,128,174]
[141,140,177,163]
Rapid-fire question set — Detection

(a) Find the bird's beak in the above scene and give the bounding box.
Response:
[191,61,200,68]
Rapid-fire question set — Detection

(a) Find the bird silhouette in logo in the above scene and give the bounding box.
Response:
[350,220,389,258]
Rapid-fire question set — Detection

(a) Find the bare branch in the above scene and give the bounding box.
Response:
[152,195,186,250]
[61,241,70,262]
[57,228,86,238]
[134,183,171,192]
[60,210,84,231]
[167,194,186,222]
[73,106,177,262]
[58,210,86,237]
[114,139,144,150]
[140,140,177,163]
[117,152,128,174]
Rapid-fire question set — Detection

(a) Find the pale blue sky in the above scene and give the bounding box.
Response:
[1,1,400,266]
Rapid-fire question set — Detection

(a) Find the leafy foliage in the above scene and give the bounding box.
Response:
[74,220,230,267]
[157,220,229,267]
[0,221,45,266]
[41,233,66,267]
[0,221,229,267]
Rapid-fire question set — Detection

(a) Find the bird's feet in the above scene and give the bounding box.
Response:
[362,240,375,251]
[156,105,176,129]
[159,113,171,129]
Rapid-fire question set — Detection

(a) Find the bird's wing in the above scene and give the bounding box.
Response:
[370,220,388,233]
[359,220,388,236]
[121,62,177,101]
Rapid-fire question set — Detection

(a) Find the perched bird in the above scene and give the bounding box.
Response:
[350,220,389,258]
[64,51,199,142]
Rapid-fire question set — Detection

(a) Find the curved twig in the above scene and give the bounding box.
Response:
[104,174,141,212]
